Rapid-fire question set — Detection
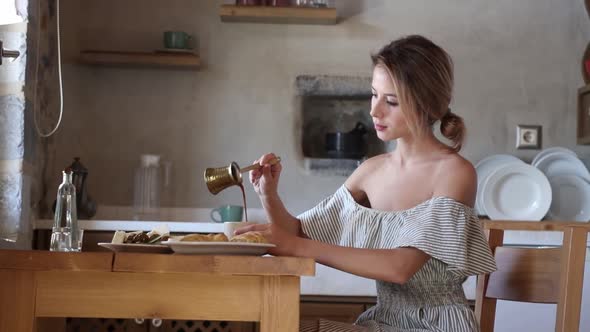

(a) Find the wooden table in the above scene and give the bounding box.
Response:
[0,250,315,332]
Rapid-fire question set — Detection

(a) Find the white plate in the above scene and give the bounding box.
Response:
[162,240,275,255]
[546,175,590,222]
[533,151,590,180]
[481,163,552,221]
[98,242,172,254]
[531,147,577,166]
[475,154,524,216]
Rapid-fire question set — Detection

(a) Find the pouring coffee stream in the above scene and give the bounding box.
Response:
[204,157,281,222]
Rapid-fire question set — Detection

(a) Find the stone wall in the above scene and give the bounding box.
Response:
[44,0,590,214]
[0,0,58,248]
[0,0,28,247]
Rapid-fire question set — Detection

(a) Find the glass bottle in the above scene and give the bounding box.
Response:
[50,169,81,252]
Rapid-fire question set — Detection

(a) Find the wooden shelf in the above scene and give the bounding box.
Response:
[79,50,200,69]
[220,5,337,25]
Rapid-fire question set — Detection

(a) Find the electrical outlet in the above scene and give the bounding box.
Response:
[516,125,542,149]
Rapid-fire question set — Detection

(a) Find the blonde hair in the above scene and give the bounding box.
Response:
[371,35,465,152]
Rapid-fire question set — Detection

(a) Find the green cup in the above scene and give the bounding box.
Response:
[211,205,244,223]
[163,31,192,49]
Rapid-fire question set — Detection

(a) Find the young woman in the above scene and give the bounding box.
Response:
[236,35,497,332]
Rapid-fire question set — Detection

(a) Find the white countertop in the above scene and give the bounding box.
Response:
[35,219,226,233]
[34,205,270,233]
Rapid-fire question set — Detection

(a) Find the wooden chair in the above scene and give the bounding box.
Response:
[475,220,589,332]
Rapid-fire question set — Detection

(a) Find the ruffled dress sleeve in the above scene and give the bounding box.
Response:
[297,186,351,245]
[297,185,497,277]
[392,197,497,276]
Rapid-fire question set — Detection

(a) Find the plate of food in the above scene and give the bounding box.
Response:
[98,226,173,254]
[98,242,172,254]
[162,232,275,255]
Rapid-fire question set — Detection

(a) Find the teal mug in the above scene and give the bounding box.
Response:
[163,31,192,49]
[211,205,244,223]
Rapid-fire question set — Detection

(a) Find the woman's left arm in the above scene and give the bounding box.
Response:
[293,237,430,284]
[260,223,429,284]
[239,223,429,284]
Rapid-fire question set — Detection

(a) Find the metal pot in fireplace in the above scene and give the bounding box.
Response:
[325,122,368,159]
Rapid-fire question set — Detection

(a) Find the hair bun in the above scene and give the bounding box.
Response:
[441,108,452,120]
[440,110,465,152]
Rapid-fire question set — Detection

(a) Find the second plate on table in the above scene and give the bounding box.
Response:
[162,241,275,256]
[98,243,173,254]
[546,175,590,222]
[481,163,552,221]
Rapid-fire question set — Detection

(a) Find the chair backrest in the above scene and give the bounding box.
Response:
[475,221,589,332]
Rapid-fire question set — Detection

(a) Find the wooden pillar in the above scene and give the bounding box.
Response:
[259,276,300,332]
[555,226,587,332]
[475,228,504,332]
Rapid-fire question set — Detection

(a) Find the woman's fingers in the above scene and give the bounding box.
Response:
[262,164,272,179]
[250,153,281,185]
[233,225,255,235]
[258,153,280,180]
[233,223,269,235]
[250,168,261,181]
[270,162,282,178]
[260,153,278,165]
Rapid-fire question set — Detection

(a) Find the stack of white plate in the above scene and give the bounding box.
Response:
[475,148,590,222]
[531,148,590,222]
[475,155,551,221]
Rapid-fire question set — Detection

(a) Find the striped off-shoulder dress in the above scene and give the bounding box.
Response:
[297,185,497,332]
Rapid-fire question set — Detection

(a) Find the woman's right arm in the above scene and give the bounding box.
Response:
[250,153,303,236]
[260,193,304,236]
[250,152,374,237]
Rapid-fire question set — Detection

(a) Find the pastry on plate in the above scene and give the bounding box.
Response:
[230,231,267,244]
[111,229,170,244]
[180,233,229,242]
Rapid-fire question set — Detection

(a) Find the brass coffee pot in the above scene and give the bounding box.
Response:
[204,157,281,195]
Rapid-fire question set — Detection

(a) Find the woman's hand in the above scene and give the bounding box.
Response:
[234,222,298,257]
[249,153,282,197]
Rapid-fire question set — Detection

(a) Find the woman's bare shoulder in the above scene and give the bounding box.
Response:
[433,154,477,207]
[344,154,390,199]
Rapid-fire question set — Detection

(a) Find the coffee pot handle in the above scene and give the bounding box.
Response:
[239,156,281,173]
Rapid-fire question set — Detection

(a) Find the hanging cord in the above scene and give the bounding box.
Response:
[33,0,64,137]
